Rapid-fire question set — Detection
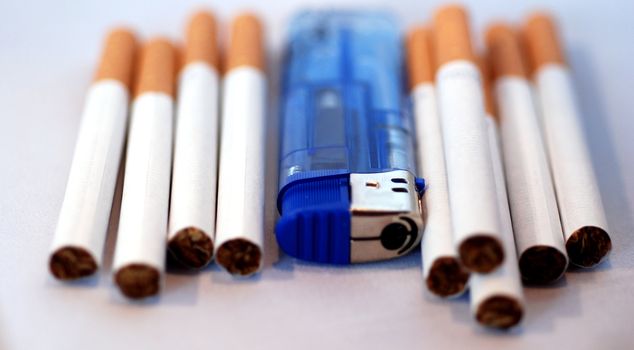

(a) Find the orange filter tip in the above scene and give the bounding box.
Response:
[405,26,436,90]
[485,22,529,80]
[95,27,138,90]
[184,10,219,69]
[135,37,177,98]
[433,5,476,67]
[225,12,265,73]
[523,12,566,72]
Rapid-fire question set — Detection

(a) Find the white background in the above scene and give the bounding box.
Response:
[1,0,633,349]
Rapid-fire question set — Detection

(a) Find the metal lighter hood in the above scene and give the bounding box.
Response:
[276,11,424,264]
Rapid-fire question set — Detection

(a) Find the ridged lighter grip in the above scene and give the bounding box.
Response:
[276,175,351,264]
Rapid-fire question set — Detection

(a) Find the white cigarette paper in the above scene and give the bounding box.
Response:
[413,83,468,297]
[168,62,220,267]
[215,67,267,275]
[534,65,611,267]
[49,80,130,277]
[113,92,173,296]
[49,29,136,280]
[215,14,267,276]
[496,77,568,282]
[436,61,504,272]
[470,117,524,329]
[524,13,611,267]
[112,38,175,299]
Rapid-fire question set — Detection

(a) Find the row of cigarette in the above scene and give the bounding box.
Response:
[47,5,611,330]
[408,6,611,328]
[49,12,267,298]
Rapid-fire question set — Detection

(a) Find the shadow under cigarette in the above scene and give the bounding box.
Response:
[271,248,421,274]
[262,43,282,270]
[160,254,206,305]
[100,148,126,281]
[521,276,582,334]
[0,311,6,350]
[103,151,160,306]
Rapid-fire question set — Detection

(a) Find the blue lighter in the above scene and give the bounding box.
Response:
[276,11,424,264]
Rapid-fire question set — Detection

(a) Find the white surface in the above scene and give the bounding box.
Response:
[496,77,567,266]
[215,67,266,272]
[113,93,173,276]
[436,60,503,264]
[50,80,129,267]
[169,63,219,245]
[470,117,524,318]
[412,83,463,295]
[534,64,609,250]
[1,0,633,349]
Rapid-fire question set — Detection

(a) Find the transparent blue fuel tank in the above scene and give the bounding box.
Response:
[276,11,424,264]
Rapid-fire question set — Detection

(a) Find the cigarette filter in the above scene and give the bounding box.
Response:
[486,24,568,284]
[275,11,424,264]
[406,27,469,296]
[49,29,137,280]
[113,39,176,298]
[524,13,611,267]
[433,5,504,273]
[168,11,220,269]
[470,57,524,329]
[214,14,267,276]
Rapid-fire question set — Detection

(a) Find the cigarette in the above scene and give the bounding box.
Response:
[112,39,176,298]
[469,54,524,330]
[167,11,220,269]
[406,27,469,297]
[432,5,505,273]
[485,23,568,284]
[215,14,267,276]
[49,29,137,280]
[523,13,611,267]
